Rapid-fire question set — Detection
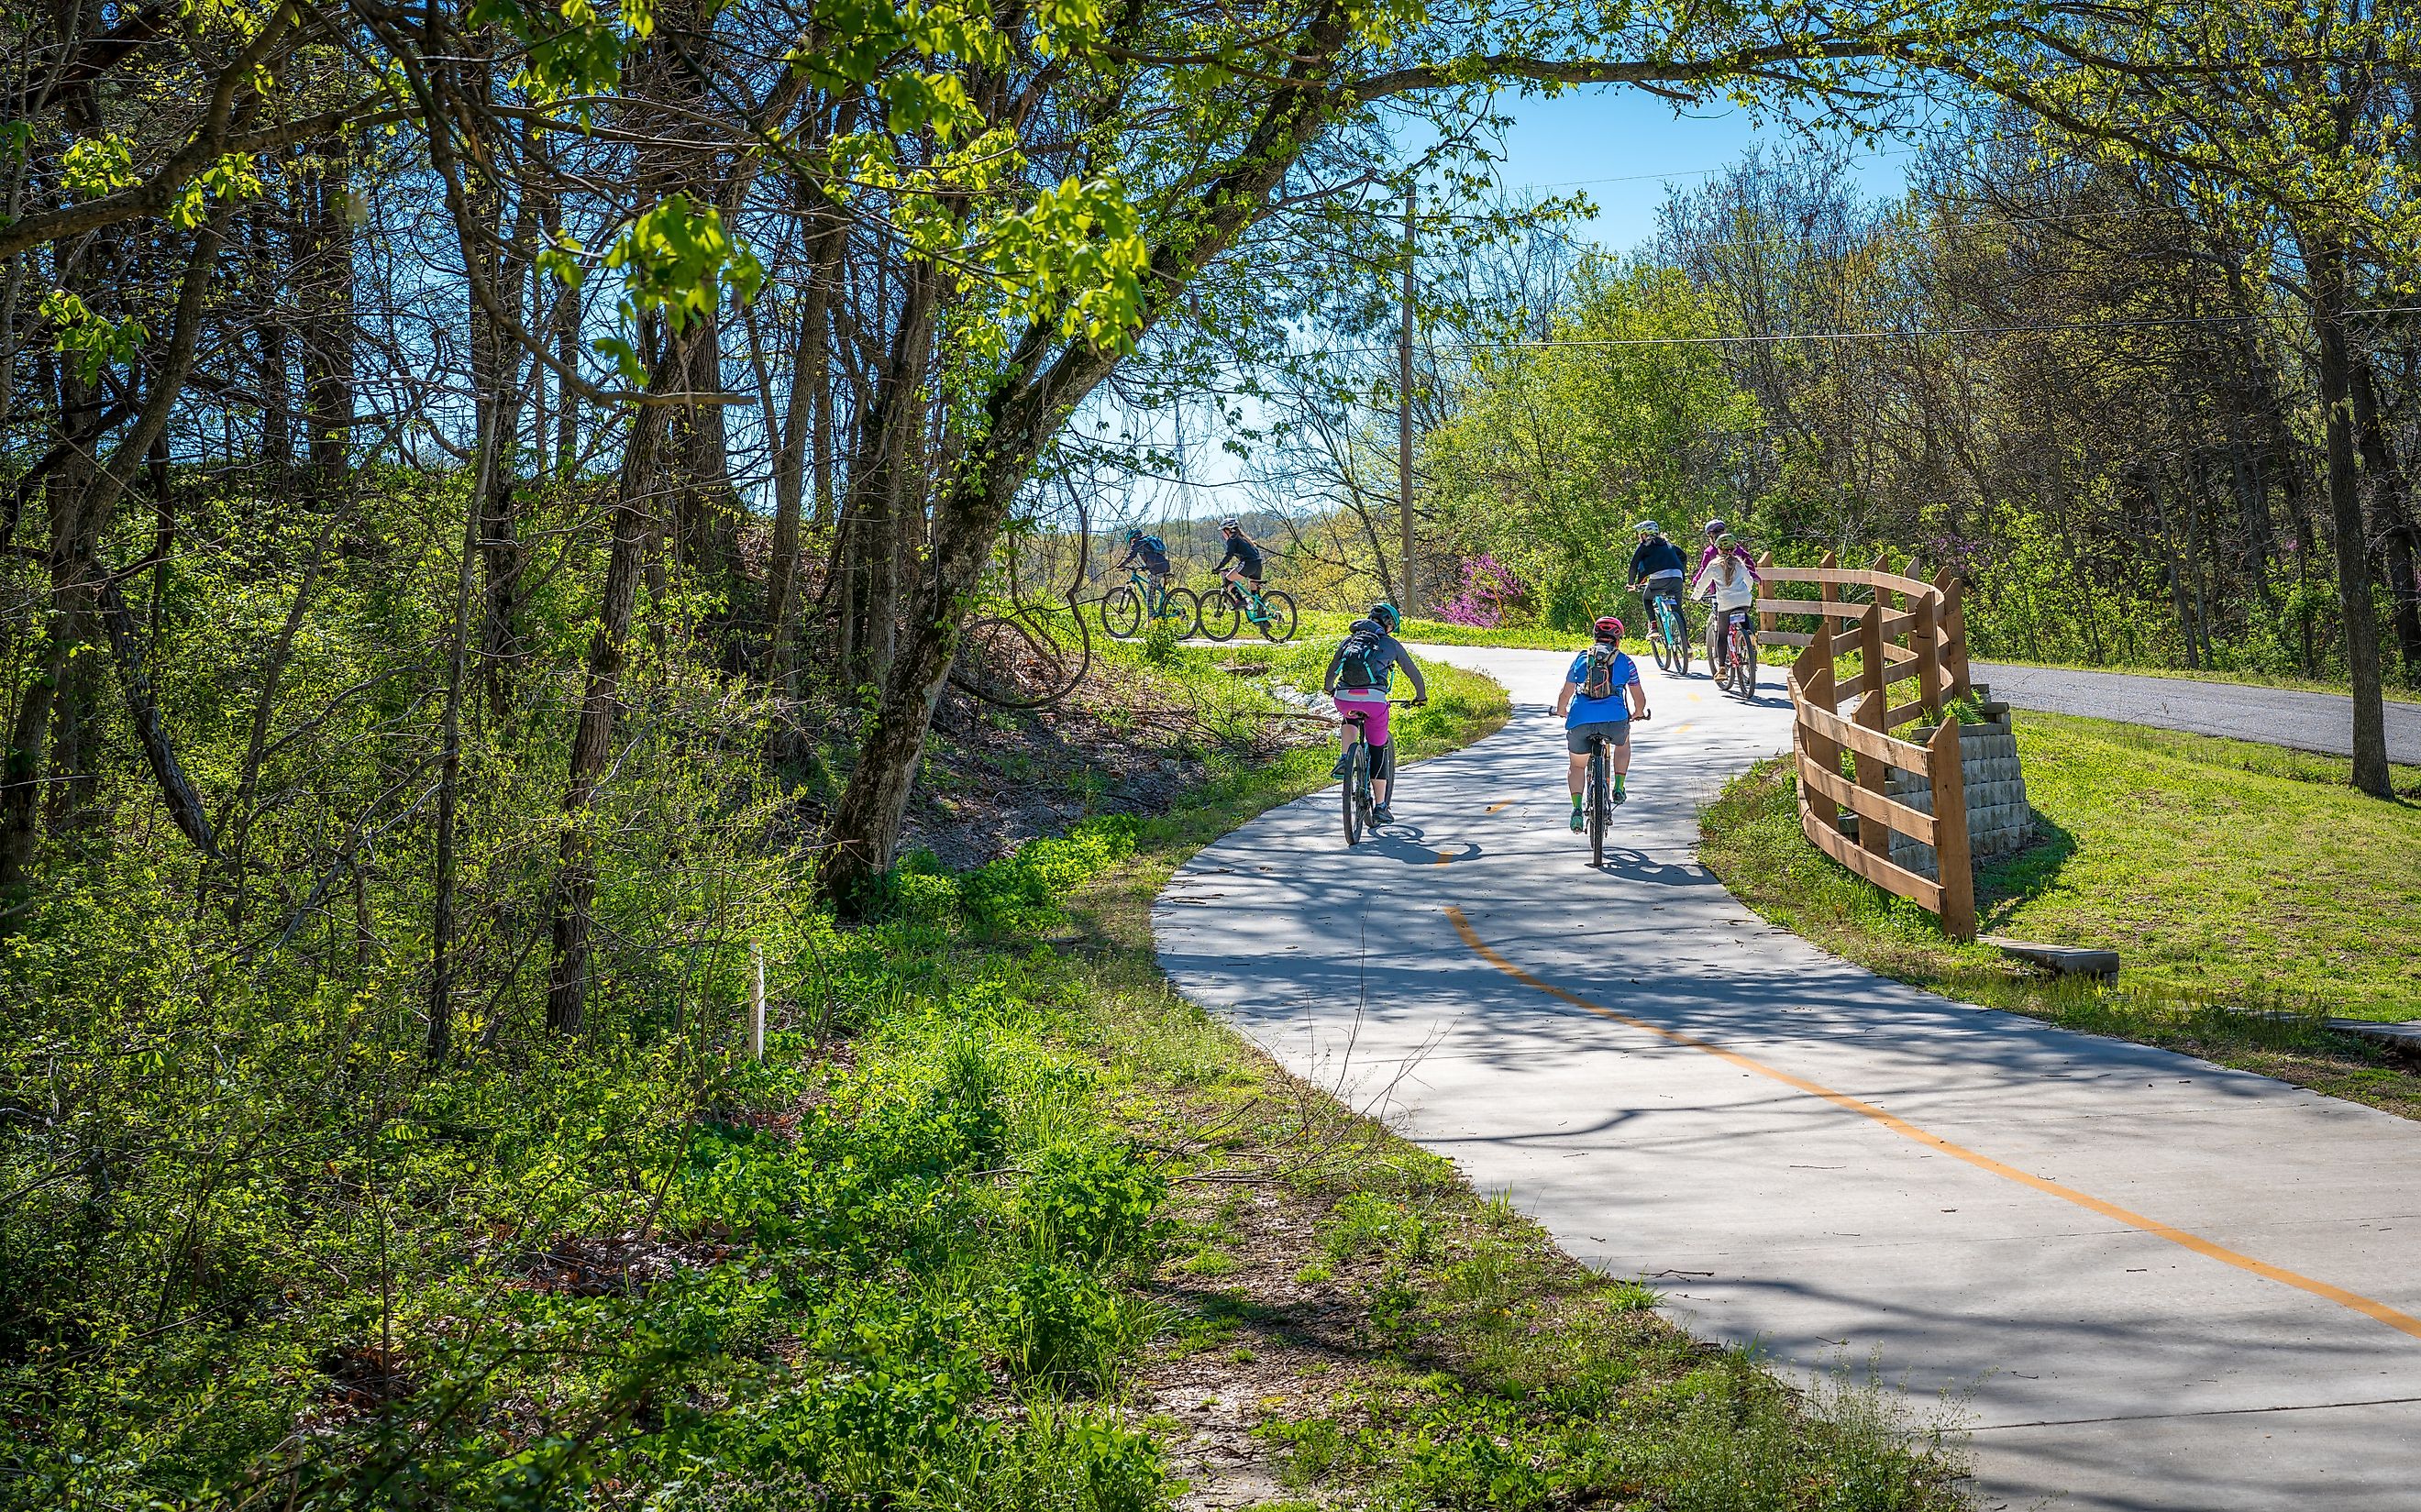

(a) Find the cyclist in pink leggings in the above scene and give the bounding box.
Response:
[1323,601,1427,824]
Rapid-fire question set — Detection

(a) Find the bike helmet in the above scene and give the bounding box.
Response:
[1703,517,1728,537]
[1593,614,1624,642]
[1220,517,1242,532]
[1633,519,1662,535]
[1369,601,1401,632]
[1716,532,1737,552]
[1123,526,1142,542]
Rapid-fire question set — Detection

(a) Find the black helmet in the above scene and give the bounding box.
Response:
[1369,601,1401,633]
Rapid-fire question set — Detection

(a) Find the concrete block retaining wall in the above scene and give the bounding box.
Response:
[1885,710,2032,881]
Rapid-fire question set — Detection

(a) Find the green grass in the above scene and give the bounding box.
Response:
[1699,714,2421,1118]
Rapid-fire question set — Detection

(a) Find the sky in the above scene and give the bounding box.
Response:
[1120,91,1929,521]
[1472,88,1921,252]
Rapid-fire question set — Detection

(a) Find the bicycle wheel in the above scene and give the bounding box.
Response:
[1648,620,1674,673]
[1587,745,1608,867]
[1255,590,1298,643]
[1156,587,1200,639]
[1100,586,1143,640]
[1737,633,1758,697]
[1667,601,1692,676]
[1341,744,1365,846]
[1199,589,1241,641]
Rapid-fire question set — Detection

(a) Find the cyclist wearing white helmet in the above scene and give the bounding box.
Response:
[1693,531,1763,672]
[1627,520,1689,625]
[1214,518,1266,609]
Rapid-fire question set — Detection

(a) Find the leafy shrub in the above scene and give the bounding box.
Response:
[1021,1140,1169,1268]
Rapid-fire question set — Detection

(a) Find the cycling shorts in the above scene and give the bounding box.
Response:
[1565,718,1631,755]
[1335,694,1392,745]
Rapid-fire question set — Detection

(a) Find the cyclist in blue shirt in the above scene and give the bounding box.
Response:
[1115,526,1171,579]
[1552,614,1650,829]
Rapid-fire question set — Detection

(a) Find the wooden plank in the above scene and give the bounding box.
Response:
[1763,631,1815,648]
[1885,699,1932,729]
[1800,795,1945,911]
[1984,935,2118,978]
[1912,590,1941,719]
[1757,551,1777,638]
[1853,683,1892,864]
[1797,755,1939,845]
[1800,699,1930,767]
[1931,718,1976,941]
[1935,568,1972,699]
[1792,624,1842,833]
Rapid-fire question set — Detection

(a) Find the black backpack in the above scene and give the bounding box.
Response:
[1336,625,1387,690]
[1579,645,1620,700]
[1138,534,1166,557]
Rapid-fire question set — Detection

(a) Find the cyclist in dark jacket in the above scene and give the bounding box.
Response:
[1627,520,1689,627]
[1214,518,1266,612]
[1116,526,1171,578]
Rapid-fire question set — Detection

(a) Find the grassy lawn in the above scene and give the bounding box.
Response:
[1700,712,2421,1119]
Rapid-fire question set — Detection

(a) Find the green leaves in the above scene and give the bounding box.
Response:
[592,194,764,381]
[38,288,147,381]
[61,132,139,197]
[967,177,1154,354]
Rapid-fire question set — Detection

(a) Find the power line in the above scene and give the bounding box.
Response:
[1298,304,2421,356]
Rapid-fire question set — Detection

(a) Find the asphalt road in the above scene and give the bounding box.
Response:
[1973,662,2421,766]
[1155,645,2421,1511]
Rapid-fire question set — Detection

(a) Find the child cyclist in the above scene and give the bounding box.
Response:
[1323,602,1427,824]
[1553,615,1651,829]
[1692,532,1761,673]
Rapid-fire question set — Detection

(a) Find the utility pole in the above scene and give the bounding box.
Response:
[1398,182,1417,618]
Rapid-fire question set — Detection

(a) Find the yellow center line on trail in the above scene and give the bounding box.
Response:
[1443,905,2421,1346]
[1485,800,1516,814]
[1435,851,1454,866]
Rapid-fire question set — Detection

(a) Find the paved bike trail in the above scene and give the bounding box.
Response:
[1973,662,2421,766]
[1154,646,2421,1510]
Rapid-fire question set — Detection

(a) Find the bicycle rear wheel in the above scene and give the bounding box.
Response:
[1667,601,1691,676]
[1100,586,1142,640]
[1738,633,1758,697]
[1157,587,1200,639]
[1199,590,1241,641]
[1586,745,1608,867]
[1341,744,1365,846]
[1256,590,1298,643]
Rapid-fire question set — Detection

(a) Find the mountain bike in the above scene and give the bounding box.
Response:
[1575,712,1646,866]
[1100,568,1199,640]
[1642,585,1690,675]
[1338,699,1418,846]
[1200,578,1298,643]
[1715,609,1759,699]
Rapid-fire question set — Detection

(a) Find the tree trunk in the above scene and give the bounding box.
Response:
[546,344,680,1033]
[301,164,355,476]
[2302,227,2392,797]
[2349,352,2421,678]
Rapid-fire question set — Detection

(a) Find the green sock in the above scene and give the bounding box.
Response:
[1614,773,1627,794]
[1572,793,1583,809]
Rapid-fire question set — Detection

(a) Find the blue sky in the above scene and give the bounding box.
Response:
[1476,88,1922,251]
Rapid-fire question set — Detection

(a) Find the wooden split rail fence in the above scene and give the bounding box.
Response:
[1754,551,1980,941]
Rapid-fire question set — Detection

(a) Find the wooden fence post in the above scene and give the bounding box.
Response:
[1929,719,1976,940]
[748,941,767,1061]
[1934,568,1972,701]
[1855,686,1891,863]
[1856,595,1886,723]
[1913,590,1941,719]
[1795,623,1841,833]
[1757,550,1777,639]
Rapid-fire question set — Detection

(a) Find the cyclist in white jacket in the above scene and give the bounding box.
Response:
[1693,535,1762,674]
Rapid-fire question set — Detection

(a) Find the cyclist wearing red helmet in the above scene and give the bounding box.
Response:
[1553,614,1650,829]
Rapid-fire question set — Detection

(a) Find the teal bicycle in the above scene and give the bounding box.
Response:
[1640,583,1690,676]
[1100,568,1199,640]
[1199,578,1298,643]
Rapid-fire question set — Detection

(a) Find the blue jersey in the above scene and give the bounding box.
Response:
[1564,648,1640,726]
